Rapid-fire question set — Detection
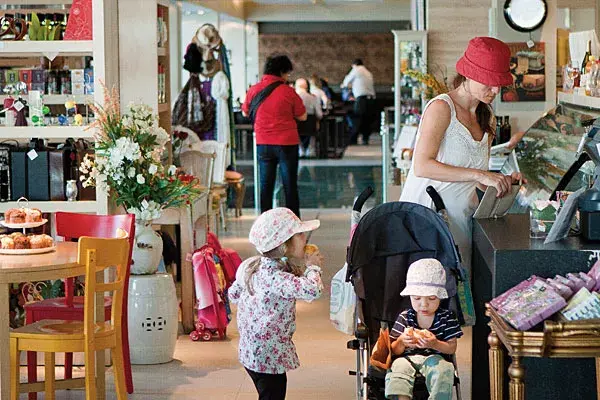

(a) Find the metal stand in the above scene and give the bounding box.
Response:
[253,131,260,216]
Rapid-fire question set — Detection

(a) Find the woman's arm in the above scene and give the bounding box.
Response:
[412,100,514,197]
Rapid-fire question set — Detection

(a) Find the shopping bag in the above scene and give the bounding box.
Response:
[370,328,392,370]
[456,273,476,326]
[330,262,356,335]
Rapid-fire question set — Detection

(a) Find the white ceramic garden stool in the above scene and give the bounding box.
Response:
[128,273,178,364]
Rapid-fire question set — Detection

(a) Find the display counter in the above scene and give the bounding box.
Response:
[471,214,599,399]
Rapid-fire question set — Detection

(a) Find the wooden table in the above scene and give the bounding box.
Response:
[0,242,107,400]
[486,303,600,400]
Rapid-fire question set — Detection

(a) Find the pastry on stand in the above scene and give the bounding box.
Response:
[0,197,55,254]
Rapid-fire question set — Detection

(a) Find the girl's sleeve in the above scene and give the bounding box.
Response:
[227,256,257,304]
[272,265,323,302]
[228,279,242,303]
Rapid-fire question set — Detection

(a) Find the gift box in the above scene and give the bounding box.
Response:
[5,70,18,85]
[495,278,567,330]
[31,69,46,84]
[71,69,85,83]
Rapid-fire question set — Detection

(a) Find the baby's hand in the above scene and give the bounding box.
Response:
[416,331,438,349]
[399,331,417,348]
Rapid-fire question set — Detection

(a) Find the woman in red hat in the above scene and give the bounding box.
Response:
[400,37,524,273]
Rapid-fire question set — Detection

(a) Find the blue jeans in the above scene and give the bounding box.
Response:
[257,144,300,217]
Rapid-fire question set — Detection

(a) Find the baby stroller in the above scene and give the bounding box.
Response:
[346,187,466,400]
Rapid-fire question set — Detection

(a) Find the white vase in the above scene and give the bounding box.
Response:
[131,221,163,275]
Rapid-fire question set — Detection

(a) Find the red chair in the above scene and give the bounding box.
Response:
[24,212,136,399]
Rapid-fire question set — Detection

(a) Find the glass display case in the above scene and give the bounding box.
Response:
[383,30,427,202]
[516,100,598,203]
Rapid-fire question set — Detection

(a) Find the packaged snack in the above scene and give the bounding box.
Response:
[555,275,577,290]
[578,272,596,291]
[560,288,600,321]
[490,275,541,309]
[587,260,600,291]
[567,273,586,292]
[546,278,574,299]
[496,280,567,330]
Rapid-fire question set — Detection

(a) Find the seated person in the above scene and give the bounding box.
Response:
[386,258,463,400]
[295,78,323,158]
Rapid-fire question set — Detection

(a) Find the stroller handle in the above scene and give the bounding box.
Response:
[353,186,375,212]
[426,186,446,212]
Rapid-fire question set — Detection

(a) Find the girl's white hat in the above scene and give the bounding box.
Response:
[400,258,448,299]
[249,208,320,254]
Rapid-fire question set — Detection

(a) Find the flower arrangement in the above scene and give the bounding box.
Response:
[79,86,202,222]
[403,68,449,99]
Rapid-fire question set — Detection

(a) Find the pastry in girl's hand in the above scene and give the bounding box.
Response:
[304,244,319,255]
[13,236,30,249]
[1,236,14,249]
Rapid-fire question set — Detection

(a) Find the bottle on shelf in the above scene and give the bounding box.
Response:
[585,56,597,96]
[501,116,512,145]
[582,40,592,73]
[494,115,502,146]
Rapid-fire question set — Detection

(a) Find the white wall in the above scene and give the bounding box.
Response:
[245,22,260,95]
[490,0,558,133]
[219,13,248,102]
[245,0,411,22]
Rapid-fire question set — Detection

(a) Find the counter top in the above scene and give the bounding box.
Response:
[474,213,600,252]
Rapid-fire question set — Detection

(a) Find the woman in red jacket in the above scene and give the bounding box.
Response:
[242,54,307,217]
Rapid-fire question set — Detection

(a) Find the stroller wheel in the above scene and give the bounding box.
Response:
[189,330,201,341]
[195,321,206,331]
[201,331,213,341]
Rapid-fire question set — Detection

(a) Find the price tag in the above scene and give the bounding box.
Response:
[527,40,535,48]
[43,51,59,61]
[27,149,38,161]
[13,101,24,112]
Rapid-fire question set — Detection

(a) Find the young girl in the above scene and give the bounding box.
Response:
[229,207,324,400]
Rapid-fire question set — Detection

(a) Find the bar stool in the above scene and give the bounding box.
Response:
[225,170,245,217]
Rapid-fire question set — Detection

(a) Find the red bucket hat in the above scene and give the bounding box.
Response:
[456,37,513,87]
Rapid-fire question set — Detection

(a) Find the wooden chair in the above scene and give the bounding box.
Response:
[196,140,229,232]
[180,150,215,245]
[11,236,130,400]
[23,213,135,399]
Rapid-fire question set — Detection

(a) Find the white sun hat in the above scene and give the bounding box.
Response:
[249,208,320,254]
[400,258,448,299]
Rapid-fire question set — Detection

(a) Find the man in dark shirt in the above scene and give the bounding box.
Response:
[386,259,462,400]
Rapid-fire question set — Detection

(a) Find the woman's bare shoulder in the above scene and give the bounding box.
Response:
[421,99,452,128]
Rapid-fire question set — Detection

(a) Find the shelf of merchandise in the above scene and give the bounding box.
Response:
[558,91,600,110]
[0,201,98,213]
[0,94,93,105]
[0,126,93,139]
[0,40,94,57]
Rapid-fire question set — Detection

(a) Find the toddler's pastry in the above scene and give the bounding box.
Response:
[1,236,14,249]
[13,236,30,249]
[25,208,42,223]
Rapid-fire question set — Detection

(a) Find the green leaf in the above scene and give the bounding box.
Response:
[30,13,41,41]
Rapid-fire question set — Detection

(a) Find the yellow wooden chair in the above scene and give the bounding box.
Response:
[10,236,130,400]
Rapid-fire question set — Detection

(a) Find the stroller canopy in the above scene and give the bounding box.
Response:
[347,201,463,322]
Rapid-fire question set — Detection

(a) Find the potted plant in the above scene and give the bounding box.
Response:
[79,86,202,274]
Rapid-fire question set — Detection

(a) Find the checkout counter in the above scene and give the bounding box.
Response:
[471,95,600,399]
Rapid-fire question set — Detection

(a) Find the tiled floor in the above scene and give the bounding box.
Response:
[16,143,472,399]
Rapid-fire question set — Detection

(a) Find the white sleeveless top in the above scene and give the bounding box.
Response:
[399,94,489,272]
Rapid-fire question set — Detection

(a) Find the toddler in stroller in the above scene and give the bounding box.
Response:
[385,258,462,400]
[345,188,468,400]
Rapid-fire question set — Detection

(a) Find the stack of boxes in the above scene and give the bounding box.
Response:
[0,67,94,95]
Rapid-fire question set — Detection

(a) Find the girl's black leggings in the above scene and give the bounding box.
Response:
[245,368,287,400]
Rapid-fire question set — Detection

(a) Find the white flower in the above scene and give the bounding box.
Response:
[168,165,177,176]
[136,174,145,184]
[127,167,136,178]
[148,164,158,175]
